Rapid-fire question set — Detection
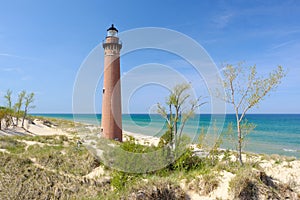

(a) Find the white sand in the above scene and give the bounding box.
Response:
[209,170,235,199]
[84,165,106,178]
[123,130,160,146]
[0,148,9,153]
[260,159,300,193]
[0,118,68,136]
[28,119,69,136]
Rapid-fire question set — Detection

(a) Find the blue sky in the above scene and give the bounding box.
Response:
[0,0,299,114]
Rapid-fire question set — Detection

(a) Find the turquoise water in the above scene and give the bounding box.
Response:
[32,113,300,158]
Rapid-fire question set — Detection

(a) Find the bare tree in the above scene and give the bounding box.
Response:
[219,63,286,165]
[157,83,206,151]
[14,90,26,126]
[22,92,35,128]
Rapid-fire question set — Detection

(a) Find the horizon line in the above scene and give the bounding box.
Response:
[30,112,300,115]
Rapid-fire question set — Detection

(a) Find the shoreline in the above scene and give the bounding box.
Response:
[1,116,298,162]
[29,113,300,158]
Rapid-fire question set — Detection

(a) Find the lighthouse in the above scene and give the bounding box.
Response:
[101,24,122,142]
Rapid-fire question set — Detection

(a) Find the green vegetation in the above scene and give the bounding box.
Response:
[101,135,168,173]
[101,137,222,199]
[157,83,206,151]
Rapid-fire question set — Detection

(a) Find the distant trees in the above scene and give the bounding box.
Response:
[0,90,35,130]
[157,83,206,151]
[219,63,286,165]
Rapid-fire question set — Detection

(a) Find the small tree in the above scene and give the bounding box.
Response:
[220,63,285,165]
[157,83,206,151]
[22,92,35,128]
[4,90,12,108]
[4,90,14,126]
[14,90,26,126]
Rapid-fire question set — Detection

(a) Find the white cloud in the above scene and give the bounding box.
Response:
[246,28,300,39]
[270,40,295,50]
[21,76,31,81]
[0,53,37,61]
[1,67,22,73]
[213,12,235,29]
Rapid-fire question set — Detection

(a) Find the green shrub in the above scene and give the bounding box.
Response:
[171,148,204,171]
[121,135,158,153]
[158,129,172,147]
[110,170,140,191]
[102,137,169,173]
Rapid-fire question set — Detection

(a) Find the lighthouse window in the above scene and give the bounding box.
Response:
[103,88,105,93]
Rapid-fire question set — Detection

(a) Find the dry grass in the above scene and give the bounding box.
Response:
[187,172,220,195]
[0,152,108,200]
[124,178,187,200]
[0,136,26,153]
[0,133,108,200]
[229,166,299,200]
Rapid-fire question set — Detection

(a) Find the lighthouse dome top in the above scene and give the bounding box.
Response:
[107,24,118,37]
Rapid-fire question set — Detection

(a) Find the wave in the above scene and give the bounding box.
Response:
[282,148,298,152]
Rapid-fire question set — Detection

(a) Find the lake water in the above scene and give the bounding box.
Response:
[32,113,300,158]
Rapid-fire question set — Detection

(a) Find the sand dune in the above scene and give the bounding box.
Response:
[1,117,299,199]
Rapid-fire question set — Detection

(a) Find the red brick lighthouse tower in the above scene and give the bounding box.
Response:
[101,24,122,142]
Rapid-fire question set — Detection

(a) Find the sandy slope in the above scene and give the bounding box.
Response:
[261,159,300,193]
[0,119,68,136]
